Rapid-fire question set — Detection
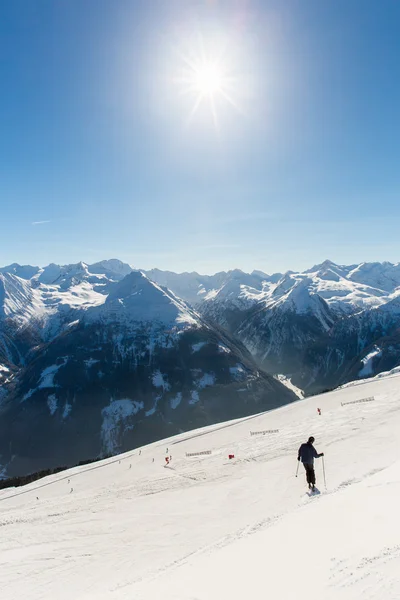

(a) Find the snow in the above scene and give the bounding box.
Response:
[196,261,400,318]
[192,341,207,352]
[87,271,200,331]
[347,261,400,292]
[145,269,264,307]
[170,392,182,409]
[62,401,72,419]
[0,270,106,347]
[2,375,400,597]
[196,372,216,388]
[47,394,58,416]
[3,260,400,330]
[339,364,400,389]
[359,346,382,376]
[0,364,11,386]
[152,370,170,391]
[189,389,200,404]
[229,364,246,380]
[88,259,133,280]
[218,344,231,354]
[145,395,161,417]
[23,359,68,400]
[274,374,305,398]
[84,358,100,368]
[38,359,68,389]
[101,399,144,454]
[0,272,45,325]
[22,389,35,401]
[0,263,40,280]
[1,375,400,598]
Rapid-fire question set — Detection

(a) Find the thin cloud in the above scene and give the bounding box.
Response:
[32,220,51,225]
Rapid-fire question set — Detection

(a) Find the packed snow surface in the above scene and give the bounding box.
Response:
[1,374,400,599]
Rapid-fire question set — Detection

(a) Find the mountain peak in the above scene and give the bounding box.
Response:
[251,269,270,279]
[306,259,338,272]
[91,271,199,327]
[88,259,133,281]
[0,263,40,280]
[0,272,38,321]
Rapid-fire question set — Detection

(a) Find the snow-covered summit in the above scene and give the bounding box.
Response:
[89,271,199,327]
[4,258,400,316]
[2,258,400,395]
[35,263,64,285]
[269,277,332,321]
[144,260,400,320]
[304,258,355,278]
[203,270,264,304]
[88,258,133,280]
[347,260,400,292]
[0,272,43,324]
[47,262,109,290]
[0,263,40,280]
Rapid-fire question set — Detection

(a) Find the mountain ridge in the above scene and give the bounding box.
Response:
[1,257,400,477]
[0,262,295,478]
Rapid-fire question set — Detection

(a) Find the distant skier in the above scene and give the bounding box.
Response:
[297,436,324,491]
[317,408,321,416]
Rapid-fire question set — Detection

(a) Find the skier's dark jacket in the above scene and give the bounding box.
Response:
[298,442,322,465]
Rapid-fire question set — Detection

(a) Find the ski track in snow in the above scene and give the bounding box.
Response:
[1,374,400,598]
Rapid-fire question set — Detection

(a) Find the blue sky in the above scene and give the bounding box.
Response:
[1,0,399,275]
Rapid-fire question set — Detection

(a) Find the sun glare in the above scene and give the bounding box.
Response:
[174,33,241,129]
[193,64,223,95]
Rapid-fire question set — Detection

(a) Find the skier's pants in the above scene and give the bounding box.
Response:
[303,463,315,485]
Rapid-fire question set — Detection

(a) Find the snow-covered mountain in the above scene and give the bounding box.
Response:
[88,258,134,281]
[0,262,40,280]
[2,256,400,475]
[0,267,294,477]
[2,371,400,599]
[143,268,270,307]
[189,260,400,393]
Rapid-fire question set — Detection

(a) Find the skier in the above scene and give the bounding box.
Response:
[297,436,324,491]
[317,408,321,416]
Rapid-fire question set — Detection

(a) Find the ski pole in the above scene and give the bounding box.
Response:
[295,461,300,477]
[322,456,327,489]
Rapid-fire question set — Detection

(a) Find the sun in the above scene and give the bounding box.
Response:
[173,34,241,129]
[193,64,223,95]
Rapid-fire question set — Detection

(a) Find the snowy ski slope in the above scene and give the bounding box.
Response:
[1,373,400,599]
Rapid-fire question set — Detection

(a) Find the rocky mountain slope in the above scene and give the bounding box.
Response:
[2,256,400,478]
[0,264,295,478]
[144,259,400,393]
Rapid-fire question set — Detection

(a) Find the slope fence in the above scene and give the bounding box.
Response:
[186,451,212,457]
[341,396,375,407]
